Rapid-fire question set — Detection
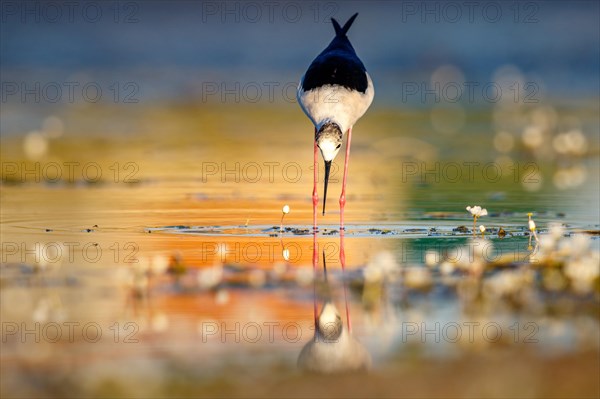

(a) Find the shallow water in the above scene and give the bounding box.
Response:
[1,104,599,398]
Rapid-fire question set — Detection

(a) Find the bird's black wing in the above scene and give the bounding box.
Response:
[301,51,368,93]
[301,13,368,93]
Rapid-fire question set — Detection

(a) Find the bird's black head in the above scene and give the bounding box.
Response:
[316,122,343,161]
[316,122,343,216]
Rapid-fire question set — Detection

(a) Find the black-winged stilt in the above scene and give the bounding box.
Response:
[297,13,374,230]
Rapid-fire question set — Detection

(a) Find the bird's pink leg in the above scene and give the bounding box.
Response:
[312,131,319,331]
[340,229,352,333]
[312,230,318,331]
[312,132,318,232]
[339,126,352,230]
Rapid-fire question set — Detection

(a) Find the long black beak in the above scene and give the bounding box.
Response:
[322,161,331,216]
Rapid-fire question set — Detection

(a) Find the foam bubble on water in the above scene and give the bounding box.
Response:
[215,289,230,305]
[424,250,438,268]
[23,131,48,159]
[151,254,170,275]
[151,313,169,332]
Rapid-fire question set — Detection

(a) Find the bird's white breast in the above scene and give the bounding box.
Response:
[297,73,374,134]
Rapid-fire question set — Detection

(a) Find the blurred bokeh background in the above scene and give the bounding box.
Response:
[2,0,599,107]
[1,1,599,398]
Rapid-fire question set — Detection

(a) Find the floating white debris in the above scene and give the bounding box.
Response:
[151,254,170,275]
[151,313,169,332]
[424,250,438,268]
[215,289,230,305]
[365,251,399,282]
[197,265,223,289]
[404,267,432,289]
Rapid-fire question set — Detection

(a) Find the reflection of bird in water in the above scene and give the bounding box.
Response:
[298,245,371,373]
[298,300,371,373]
